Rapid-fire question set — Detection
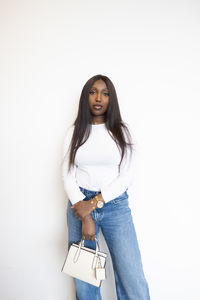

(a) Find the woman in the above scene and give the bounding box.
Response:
[62,74,151,300]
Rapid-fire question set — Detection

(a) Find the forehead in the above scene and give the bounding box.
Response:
[91,79,108,90]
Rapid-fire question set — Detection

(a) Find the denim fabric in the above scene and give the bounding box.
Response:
[67,187,151,300]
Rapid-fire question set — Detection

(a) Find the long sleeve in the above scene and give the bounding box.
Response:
[100,125,136,202]
[61,126,86,205]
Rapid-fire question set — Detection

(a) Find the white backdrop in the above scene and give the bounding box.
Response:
[0,0,200,299]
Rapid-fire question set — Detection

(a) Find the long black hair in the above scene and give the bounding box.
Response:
[65,74,134,172]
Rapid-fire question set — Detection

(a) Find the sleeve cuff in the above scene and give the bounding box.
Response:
[100,188,114,203]
[67,190,86,205]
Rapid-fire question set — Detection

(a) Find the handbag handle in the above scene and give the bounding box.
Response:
[73,238,100,267]
[81,238,100,252]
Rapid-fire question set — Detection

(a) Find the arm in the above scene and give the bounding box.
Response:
[61,125,86,205]
[62,126,97,241]
[100,147,135,202]
[62,126,102,219]
[81,215,96,241]
[100,124,136,202]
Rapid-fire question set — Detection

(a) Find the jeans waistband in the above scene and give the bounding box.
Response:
[79,186,100,200]
[79,186,128,202]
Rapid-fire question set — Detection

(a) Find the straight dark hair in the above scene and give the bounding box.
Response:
[65,74,134,172]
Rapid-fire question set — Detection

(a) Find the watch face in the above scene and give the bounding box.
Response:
[97,200,104,208]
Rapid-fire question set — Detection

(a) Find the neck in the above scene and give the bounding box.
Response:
[91,116,105,125]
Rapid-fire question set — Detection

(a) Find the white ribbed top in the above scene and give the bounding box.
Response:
[62,123,135,204]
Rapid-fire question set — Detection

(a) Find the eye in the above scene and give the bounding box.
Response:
[103,92,109,96]
[89,90,96,95]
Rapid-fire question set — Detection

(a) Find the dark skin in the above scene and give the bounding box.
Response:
[71,79,110,241]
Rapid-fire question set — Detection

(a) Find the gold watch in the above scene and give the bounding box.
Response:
[95,195,104,208]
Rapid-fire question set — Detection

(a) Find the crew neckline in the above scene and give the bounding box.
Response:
[91,123,105,126]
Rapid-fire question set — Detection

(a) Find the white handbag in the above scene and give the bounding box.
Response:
[61,238,107,287]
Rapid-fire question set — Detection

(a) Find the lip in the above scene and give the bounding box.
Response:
[93,104,103,109]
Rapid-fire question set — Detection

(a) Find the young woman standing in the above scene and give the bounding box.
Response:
[62,74,151,300]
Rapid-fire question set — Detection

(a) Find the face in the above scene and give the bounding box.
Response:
[88,79,110,120]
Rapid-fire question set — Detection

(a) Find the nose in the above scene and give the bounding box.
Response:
[95,92,102,102]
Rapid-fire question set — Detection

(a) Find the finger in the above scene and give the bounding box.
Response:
[73,210,78,216]
[86,235,91,240]
[76,214,82,220]
[74,212,80,219]
[89,235,96,241]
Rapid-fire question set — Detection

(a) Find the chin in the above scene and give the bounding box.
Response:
[92,109,107,114]
[92,112,105,117]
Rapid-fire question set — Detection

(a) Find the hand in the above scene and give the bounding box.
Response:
[82,215,96,241]
[71,193,105,221]
[71,199,95,220]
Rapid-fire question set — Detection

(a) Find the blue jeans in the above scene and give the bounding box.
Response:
[67,187,151,300]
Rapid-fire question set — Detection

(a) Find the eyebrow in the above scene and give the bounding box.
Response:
[90,87,109,91]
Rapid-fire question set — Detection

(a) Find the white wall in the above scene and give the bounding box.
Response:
[1,0,200,299]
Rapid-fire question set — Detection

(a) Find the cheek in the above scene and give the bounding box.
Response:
[88,96,93,106]
[105,99,110,107]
